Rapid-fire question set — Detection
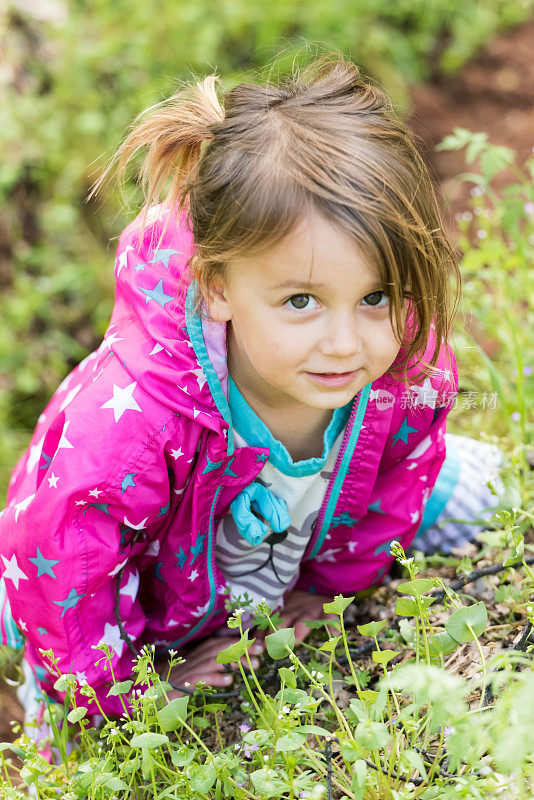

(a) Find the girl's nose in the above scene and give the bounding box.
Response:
[320,313,362,358]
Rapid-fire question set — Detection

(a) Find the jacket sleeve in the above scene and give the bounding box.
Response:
[0,396,190,716]
[296,345,459,596]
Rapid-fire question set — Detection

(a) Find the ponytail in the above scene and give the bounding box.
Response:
[87,74,225,234]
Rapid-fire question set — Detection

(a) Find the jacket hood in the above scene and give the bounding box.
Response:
[105,204,234,451]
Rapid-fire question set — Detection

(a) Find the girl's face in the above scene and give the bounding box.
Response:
[206,209,408,415]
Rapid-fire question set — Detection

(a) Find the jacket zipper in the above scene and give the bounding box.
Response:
[304,397,358,560]
[304,382,371,561]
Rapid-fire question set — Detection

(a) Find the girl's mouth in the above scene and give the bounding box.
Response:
[304,370,359,388]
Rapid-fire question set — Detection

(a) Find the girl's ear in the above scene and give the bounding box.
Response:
[204,275,232,322]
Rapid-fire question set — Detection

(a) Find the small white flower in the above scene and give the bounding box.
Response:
[477,229,487,239]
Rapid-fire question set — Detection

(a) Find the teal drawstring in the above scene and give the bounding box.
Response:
[230,481,291,546]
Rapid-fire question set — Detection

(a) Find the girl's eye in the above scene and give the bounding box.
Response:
[286,294,318,311]
[362,291,389,308]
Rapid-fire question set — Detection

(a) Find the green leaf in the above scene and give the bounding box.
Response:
[189,762,216,793]
[107,680,133,697]
[371,649,396,666]
[244,728,272,747]
[130,732,169,749]
[445,602,487,643]
[319,635,341,652]
[397,578,436,596]
[356,689,378,705]
[250,768,287,797]
[351,759,368,800]
[94,774,129,791]
[395,597,418,616]
[356,620,387,638]
[428,631,458,657]
[265,627,295,659]
[67,707,87,723]
[322,594,355,616]
[355,720,390,751]
[403,749,428,780]
[278,667,296,689]
[339,739,360,763]
[216,630,255,663]
[275,731,306,751]
[294,724,332,737]
[158,696,189,732]
[170,745,196,767]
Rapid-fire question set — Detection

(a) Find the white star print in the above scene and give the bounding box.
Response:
[150,342,164,356]
[12,494,35,522]
[17,619,27,632]
[123,515,148,530]
[348,541,358,554]
[314,548,342,563]
[26,436,45,474]
[47,473,60,488]
[188,569,199,582]
[75,671,88,685]
[75,500,87,506]
[108,558,128,577]
[92,368,104,383]
[146,540,160,557]
[1,554,29,590]
[410,510,420,523]
[88,488,103,498]
[170,447,183,460]
[192,367,207,390]
[410,378,438,410]
[103,331,123,350]
[173,486,186,496]
[99,623,125,657]
[57,419,74,450]
[407,435,432,460]
[119,570,139,602]
[193,408,200,418]
[101,381,142,423]
[58,384,82,413]
[190,601,210,618]
[116,245,134,276]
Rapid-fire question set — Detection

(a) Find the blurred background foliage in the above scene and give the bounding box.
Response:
[1,0,534,503]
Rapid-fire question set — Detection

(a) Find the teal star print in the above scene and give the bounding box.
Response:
[121,473,137,493]
[331,512,358,527]
[223,457,238,477]
[175,547,187,570]
[147,249,181,269]
[39,452,52,471]
[255,453,268,464]
[368,499,385,514]
[140,279,173,308]
[28,547,60,579]
[374,538,397,557]
[202,455,223,475]
[54,587,84,617]
[190,534,205,565]
[83,503,110,516]
[157,502,170,517]
[37,626,48,636]
[154,562,166,582]
[392,417,419,446]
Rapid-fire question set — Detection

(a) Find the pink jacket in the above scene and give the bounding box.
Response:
[0,205,458,714]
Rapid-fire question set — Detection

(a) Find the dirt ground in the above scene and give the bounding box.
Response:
[1,19,533,747]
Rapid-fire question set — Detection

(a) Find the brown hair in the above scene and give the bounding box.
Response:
[89,51,461,388]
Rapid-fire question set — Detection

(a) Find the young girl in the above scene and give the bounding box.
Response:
[0,54,505,725]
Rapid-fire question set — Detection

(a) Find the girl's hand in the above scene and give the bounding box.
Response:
[155,634,265,699]
[277,589,337,643]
